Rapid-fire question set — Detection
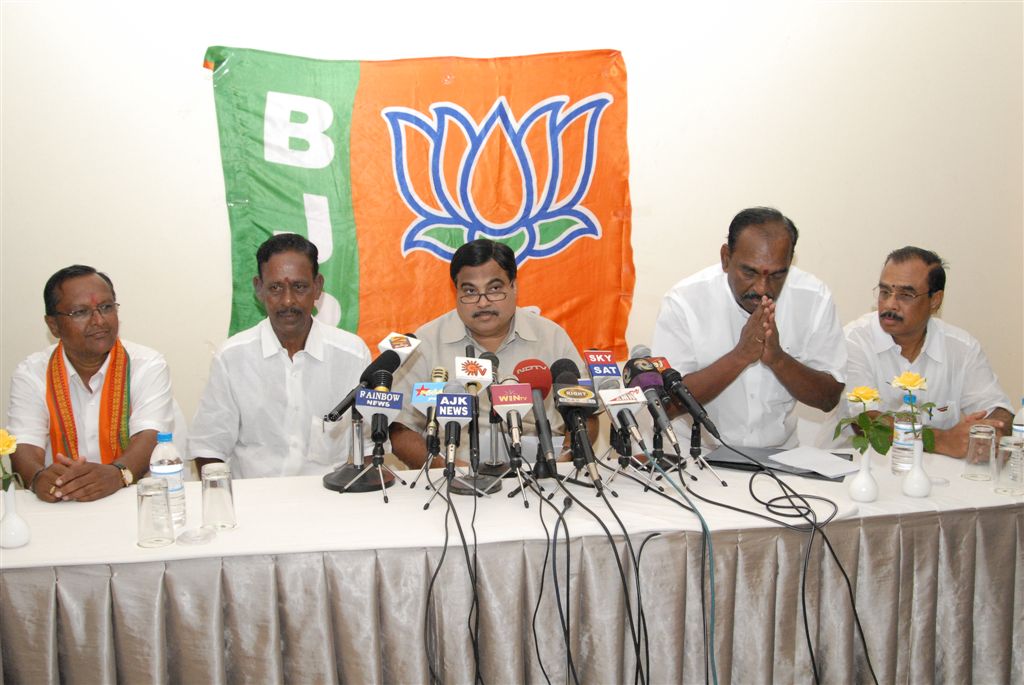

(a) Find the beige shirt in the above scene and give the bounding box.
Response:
[392,307,584,462]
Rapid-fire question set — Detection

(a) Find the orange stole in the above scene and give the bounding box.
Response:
[45,340,131,463]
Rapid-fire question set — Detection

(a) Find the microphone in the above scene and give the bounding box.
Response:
[583,349,623,388]
[597,379,649,453]
[411,367,450,456]
[489,382,534,457]
[376,332,422,365]
[551,359,602,486]
[514,359,556,471]
[623,357,683,456]
[352,369,404,445]
[436,382,473,471]
[661,367,721,440]
[325,350,402,421]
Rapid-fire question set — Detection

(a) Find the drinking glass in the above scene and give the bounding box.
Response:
[137,477,175,547]
[962,424,997,481]
[994,436,1024,495]
[201,463,236,529]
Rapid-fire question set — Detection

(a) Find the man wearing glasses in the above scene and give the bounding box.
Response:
[843,246,1012,456]
[6,265,173,501]
[389,239,585,469]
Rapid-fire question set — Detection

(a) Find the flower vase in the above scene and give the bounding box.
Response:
[901,439,931,497]
[848,447,879,502]
[1,481,30,548]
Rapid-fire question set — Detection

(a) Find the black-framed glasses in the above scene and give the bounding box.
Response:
[458,290,509,305]
[873,286,931,303]
[52,302,120,322]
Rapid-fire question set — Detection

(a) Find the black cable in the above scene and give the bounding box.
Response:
[530,482,562,685]
[550,496,581,685]
[441,477,484,683]
[424,477,455,685]
[553,479,646,684]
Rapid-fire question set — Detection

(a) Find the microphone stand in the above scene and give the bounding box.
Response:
[335,413,407,503]
[603,424,662,492]
[449,395,502,496]
[324,409,395,493]
[492,433,537,508]
[409,409,445,491]
[687,421,728,486]
[477,405,509,477]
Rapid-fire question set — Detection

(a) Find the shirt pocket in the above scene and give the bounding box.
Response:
[307,415,347,465]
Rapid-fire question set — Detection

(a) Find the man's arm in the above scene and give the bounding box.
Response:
[930,407,1013,457]
[760,298,843,412]
[38,429,158,502]
[681,300,769,405]
[390,422,428,470]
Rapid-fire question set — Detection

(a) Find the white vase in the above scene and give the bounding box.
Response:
[1,481,30,548]
[901,439,931,497]
[848,447,879,502]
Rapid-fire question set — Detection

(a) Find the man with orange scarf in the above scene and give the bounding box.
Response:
[6,265,173,501]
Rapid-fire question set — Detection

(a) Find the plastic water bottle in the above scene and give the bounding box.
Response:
[149,432,186,529]
[890,394,919,474]
[1013,397,1024,441]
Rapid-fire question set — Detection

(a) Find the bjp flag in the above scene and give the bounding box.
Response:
[203,47,633,356]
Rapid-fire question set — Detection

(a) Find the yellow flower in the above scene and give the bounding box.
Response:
[847,386,881,404]
[0,429,16,456]
[891,372,927,392]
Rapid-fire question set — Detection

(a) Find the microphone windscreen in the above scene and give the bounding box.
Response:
[549,358,582,383]
[480,352,499,372]
[554,371,577,386]
[629,344,652,359]
[430,366,449,383]
[361,350,401,383]
[598,377,621,391]
[442,381,465,394]
[623,357,664,390]
[513,358,553,399]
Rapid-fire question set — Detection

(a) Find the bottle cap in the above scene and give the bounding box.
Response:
[157,432,173,442]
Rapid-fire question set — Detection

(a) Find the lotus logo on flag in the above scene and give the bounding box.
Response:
[383,95,611,265]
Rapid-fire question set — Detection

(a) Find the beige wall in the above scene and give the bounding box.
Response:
[2,1,1022,426]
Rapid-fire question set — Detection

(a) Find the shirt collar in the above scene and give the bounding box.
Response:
[259,317,324,361]
[61,345,112,391]
[439,308,537,349]
[869,313,944,362]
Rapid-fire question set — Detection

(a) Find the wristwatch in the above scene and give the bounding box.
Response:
[112,462,134,487]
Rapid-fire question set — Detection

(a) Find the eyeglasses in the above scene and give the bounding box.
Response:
[873,286,931,303]
[52,302,120,322]
[458,290,509,305]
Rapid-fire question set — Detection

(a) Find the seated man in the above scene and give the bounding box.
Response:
[7,265,173,501]
[843,246,1012,456]
[389,239,586,469]
[189,234,372,478]
[651,207,845,448]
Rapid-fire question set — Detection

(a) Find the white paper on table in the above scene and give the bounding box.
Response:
[768,446,860,478]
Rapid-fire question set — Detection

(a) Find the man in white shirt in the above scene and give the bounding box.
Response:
[843,246,1012,457]
[7,265,173,501]
[388,239,586,469]
[189,234,372,478]
[651,207,846,448]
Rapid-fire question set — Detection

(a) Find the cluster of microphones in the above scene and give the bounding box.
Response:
[322,333,722,500]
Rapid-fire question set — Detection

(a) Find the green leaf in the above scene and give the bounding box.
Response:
[851,436,868,454]
[856,413,872,432]
[423,226,468,251]
[867,424,892,455]
[537,218,579,247]
[923,427,936,453]
[494,230,528,256]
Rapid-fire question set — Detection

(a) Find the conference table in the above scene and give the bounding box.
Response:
[1,449,1021,684]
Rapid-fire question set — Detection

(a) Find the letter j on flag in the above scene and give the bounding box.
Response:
[204,47,634,356]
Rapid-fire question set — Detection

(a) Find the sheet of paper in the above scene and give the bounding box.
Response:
[768,446,859,478]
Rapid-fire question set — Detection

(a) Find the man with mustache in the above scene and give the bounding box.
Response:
[842,246,1012,456]
[651,207,846,448]
[6,265,173,501]
[189,234,372,478]
[389,239,585,469]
